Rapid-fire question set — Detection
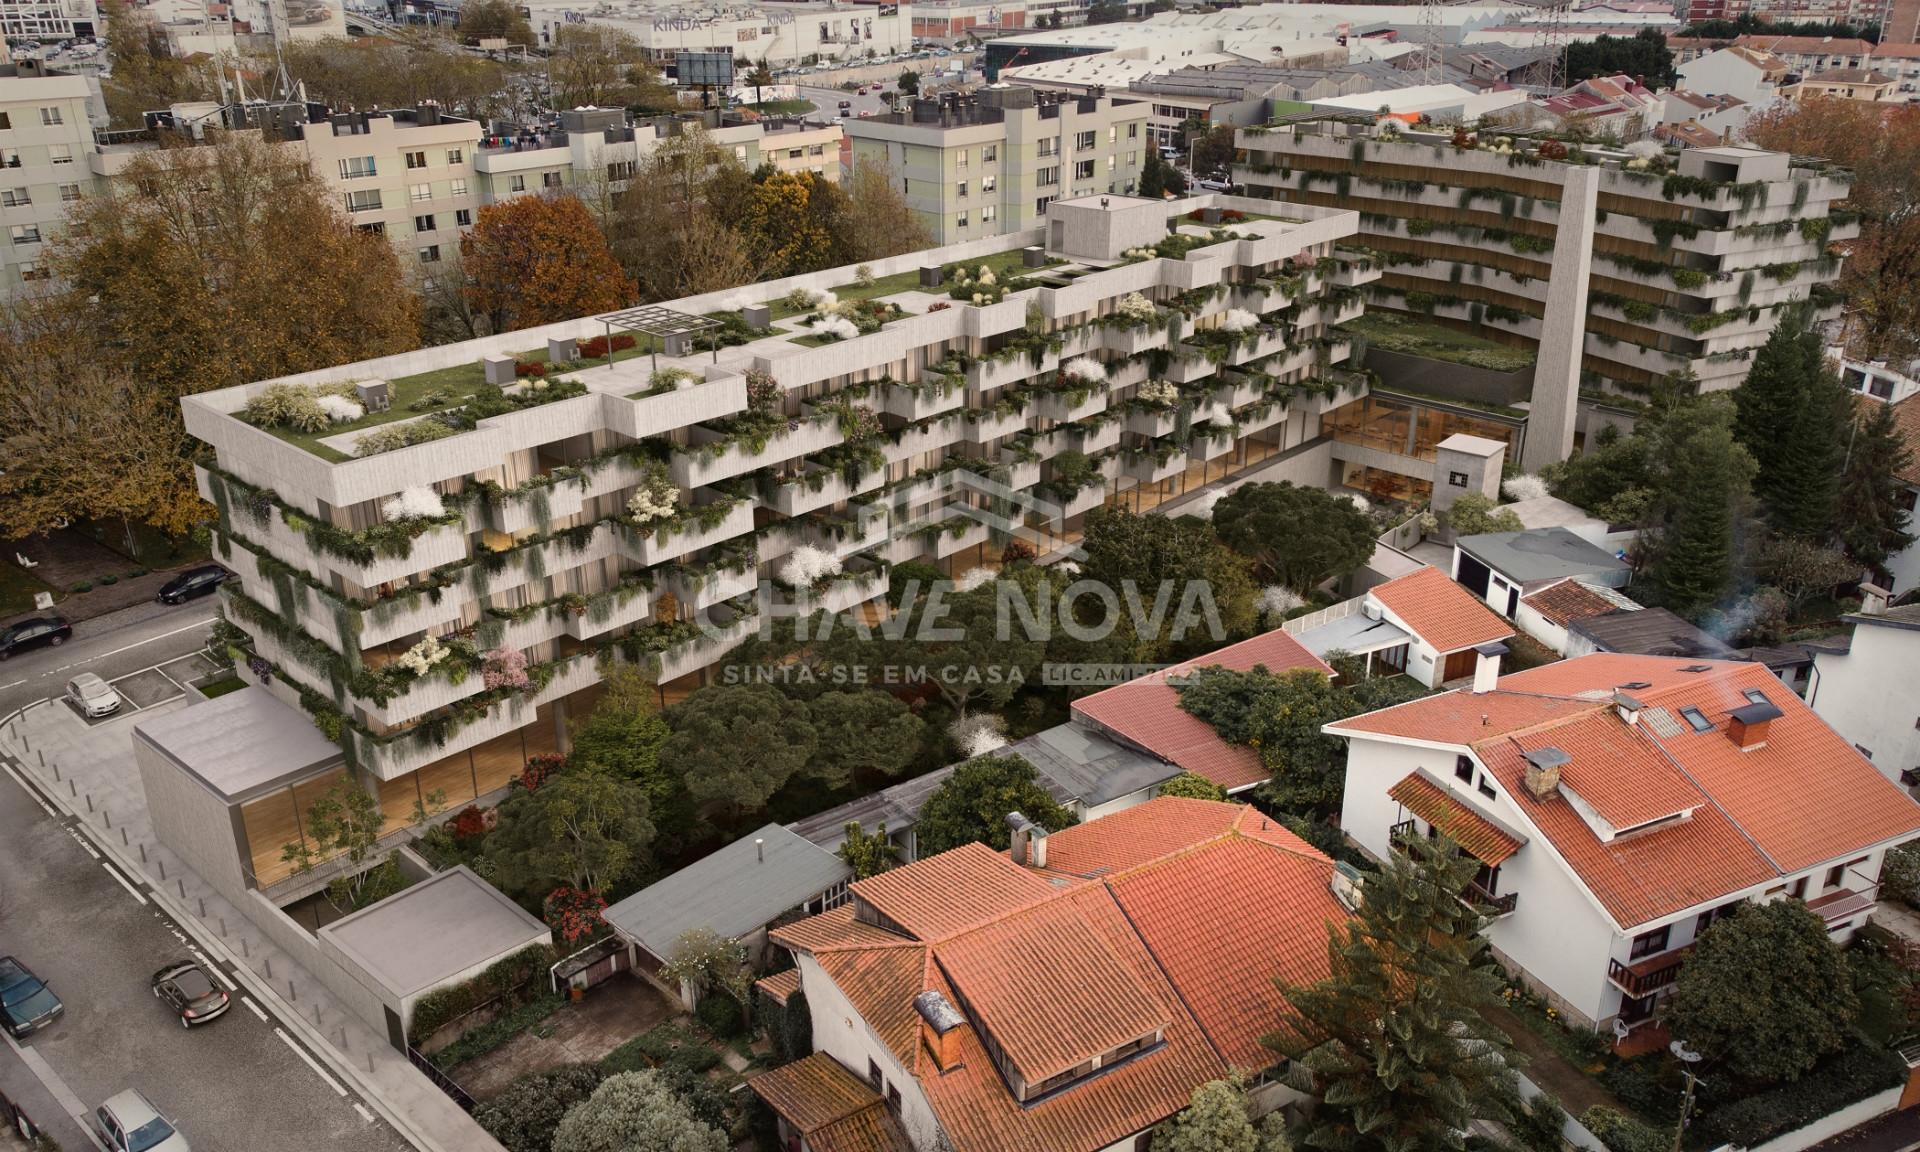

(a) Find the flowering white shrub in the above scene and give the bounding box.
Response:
[1259,585,1306,623]
[1114,292,1157,324]
[1220,308,1259,333]
[976,264,994,280]
[809,289,839,313]
[813,314,860,342]
[1055,560,1082,577]
[1345,493,1372,513]
[1122,246,1157,261]
[719,290,758,311]
[626,467,679,524]
[1210,409,1236,427]
[316,394,366,423]
[1062,357,1106,383]
[1186,488,1228,518]
[780,544,843,589]
[950,712,1007,758]
[1502,473,1550,502]
[395,634,449,678]
[954,567,997,593]
[382,486,445,521]
[1625,140,1663,160]
[1136,379,1179,406]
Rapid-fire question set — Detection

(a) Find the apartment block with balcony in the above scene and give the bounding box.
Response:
[1236,118,1856,471]
[1329,651,1920,1043]
[845,86,1150,245]
[160,190,1372,910]
[0,67,98,292]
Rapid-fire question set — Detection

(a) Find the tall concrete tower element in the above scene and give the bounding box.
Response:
[1522,165,1598,473]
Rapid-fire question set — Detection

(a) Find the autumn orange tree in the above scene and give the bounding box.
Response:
[463,193,634,333]
[744,170,844,277]
[1747,98,1920,363]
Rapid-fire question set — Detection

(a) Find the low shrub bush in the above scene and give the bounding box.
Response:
[1696,1041,1905,1149]
[474,1063,604,1152]
[1582,1106,1671,1152]
[696,992,745,1038]
[407,941,556,1045]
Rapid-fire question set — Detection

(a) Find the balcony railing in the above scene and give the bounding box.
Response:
[1391,821,1518,916]
[1607,945,1693,998]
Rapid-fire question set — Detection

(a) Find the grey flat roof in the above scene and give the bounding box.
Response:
[791,750,1077,851]
[1456,526,1630,584]
[1006,723,1176,809]
[603,824,851,959]
[1294,611,1413,658]
[1847,603,1920,633]
[319,866,549,998]
[132,686,343,803]
[1568,607,1742,660]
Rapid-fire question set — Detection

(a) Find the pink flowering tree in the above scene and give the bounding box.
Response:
[482,646,532,695]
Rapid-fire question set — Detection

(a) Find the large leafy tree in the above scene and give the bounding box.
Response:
[1734,304,1852,540]
[277,37,521,123]
[101,0,215,126]
[484,768,654,901]
[843,156,934,263]
[1837,399,1916,570]
[805,691,922,790]
[664,685,817,819]
[1157,1079,1291,1152]
[1642,397,1757,618]
[550,1071,728,1152]
[457,0,535,45]
[879,571,1052,718]
[915,754,1077,857]
[53,132,419,397]
[476,1065,604,1152]
[609,128,764,301]
[1666,900,1858,1084]
[1564,28,1677,87]
[463,193,633,333]
[570,664,674,803]
[1078,507,1251,657]
[742,170,843,277]
[1212,482,1375,592]
[1272,841,1521,1152]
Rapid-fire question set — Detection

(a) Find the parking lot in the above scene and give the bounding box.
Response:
[56,654,219,726]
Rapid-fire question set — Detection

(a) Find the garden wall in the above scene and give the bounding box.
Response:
[1367,348,1533,408]
[1731,1087,1901,1152]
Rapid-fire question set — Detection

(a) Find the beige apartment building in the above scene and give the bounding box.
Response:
[845,86,1150,245]
[0,66,96,293]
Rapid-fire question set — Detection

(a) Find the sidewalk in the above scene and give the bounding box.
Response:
[0,691,503,1152]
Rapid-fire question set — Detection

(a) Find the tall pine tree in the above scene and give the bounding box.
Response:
[1270,841,1521,1152]
[1837,400,1917,571]
[1734,304,1851,540]
[1646,398,1757,618]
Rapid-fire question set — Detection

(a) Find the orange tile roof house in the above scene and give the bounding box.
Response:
[1289,566,1515,689]
[764,797,1351,1152]
[1327,651,1920,1039]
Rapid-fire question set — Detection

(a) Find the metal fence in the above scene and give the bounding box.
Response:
[406,1045,477,1112]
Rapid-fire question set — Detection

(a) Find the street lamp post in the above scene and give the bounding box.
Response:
[1671,1040,1705,1152]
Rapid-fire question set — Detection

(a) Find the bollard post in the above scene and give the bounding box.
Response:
[51,763,58,781]
[314,1005,322,1026]
[289,980,297,1003]
[139,843,147,863]
[197,897,206,918]
[241,938,250,958]
[366,1054,375,1074]
[340,1027,349,1050]
[103,810,111,830]
[68,779,75,797]
[264,956,272,978]
[176,878,185,899]
[20,734,28,752]
[120,828,128,846]
[158,859,166,881]
[219,917,227,937]
[84,793,92,813]
[36,749,43,767]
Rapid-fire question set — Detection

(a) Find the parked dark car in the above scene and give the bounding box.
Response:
[155,566,230,605]
[0,617,71,661]
[151,960,229,1028]
[0,956,64,1037]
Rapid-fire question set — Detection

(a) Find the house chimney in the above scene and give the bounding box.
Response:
[1861,582,1891,616]
[1613,690,1645,726]
[755,837,764,863]
[1472,641,1508,695]
[1522,747,1569,799]
[914,990,969,1071]
[1006,812,1047,867]
[1727,701,1782,752]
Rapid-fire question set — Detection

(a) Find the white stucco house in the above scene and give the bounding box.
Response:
[1328,651,1920,1039]
[1809,603,1920,786]
[1289,565,1515,688]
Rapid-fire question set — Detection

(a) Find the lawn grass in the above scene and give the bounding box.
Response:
[1339,311,1536,372]
[762,246,1046,320]
[741,98,815,116]
[198,676,247,699]
[261,339,658,461]
[0,562,58,616]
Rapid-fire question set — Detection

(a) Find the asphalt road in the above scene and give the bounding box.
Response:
[798,83,890,122]
[0,600,218,719]
[0,766,410,1152]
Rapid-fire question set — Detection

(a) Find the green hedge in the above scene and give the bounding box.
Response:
[1582,1106,1671,1152]
[1697,1041,1905,1149]
[407,942,556,1045]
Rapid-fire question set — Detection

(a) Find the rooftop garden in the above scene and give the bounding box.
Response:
[238,336,657,461]
[759,248,1059,321]
[1339,312,1536,373]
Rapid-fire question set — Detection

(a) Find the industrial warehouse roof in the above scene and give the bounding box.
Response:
[602,823,851,959]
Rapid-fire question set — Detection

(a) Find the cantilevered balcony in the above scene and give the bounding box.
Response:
[1607,946,1691,998]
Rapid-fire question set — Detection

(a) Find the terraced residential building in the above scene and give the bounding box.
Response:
[1234,118,1856,470]
[172,192,1376,896]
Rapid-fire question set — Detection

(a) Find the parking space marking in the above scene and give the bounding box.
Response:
[101,861,149,906]
[274,1027,348,1097]
[353,1103,376,1124]
[189,948,238,991]
[242,996,270,1023]
[80,618,215,666]
[66,829,99,860]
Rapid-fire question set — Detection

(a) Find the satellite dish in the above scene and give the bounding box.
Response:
[1671,1040,1703,1063]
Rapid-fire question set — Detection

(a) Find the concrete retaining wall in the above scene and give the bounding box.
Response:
[1734,1087,1902,1152]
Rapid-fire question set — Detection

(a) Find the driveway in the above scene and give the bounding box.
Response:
[0,601,218,719]
[451,976,679,1100]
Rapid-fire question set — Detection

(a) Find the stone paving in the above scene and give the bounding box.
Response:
[0,683,504,1152]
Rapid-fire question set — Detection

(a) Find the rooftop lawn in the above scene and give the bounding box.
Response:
[1339,312,1536,373]
[764,247,1054,320]
[261,338,657,462]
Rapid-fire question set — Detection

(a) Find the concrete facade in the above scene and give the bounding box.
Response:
[0,68,94,293]
[1808,607,1920,785]
[1524,165,1596,472]
[845,87,1150,245]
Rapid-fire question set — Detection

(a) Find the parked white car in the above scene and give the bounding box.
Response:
[96,1090,190,1152]
[66,672,121,718]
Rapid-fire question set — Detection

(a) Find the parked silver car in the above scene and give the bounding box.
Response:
[66,672,121,718]
[96,1090,190,1152]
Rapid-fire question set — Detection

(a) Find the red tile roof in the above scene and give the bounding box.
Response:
[852,842,1059,941]
[755,968,801,1006]
[750,1054,913,1152]
[1522,580,1626,627]
[1072,628,1331,792]
[1337,654,1920,928]
[772,797,1346,1152]
[1370,566,1515,654]
[1388,772,1524,865]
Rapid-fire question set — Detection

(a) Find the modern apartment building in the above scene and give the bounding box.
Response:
[845,86,1149,245]
[0,0,94,40]
[0,66,95,294]
[163,191,1375,902]
[1236,119,1855,470]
